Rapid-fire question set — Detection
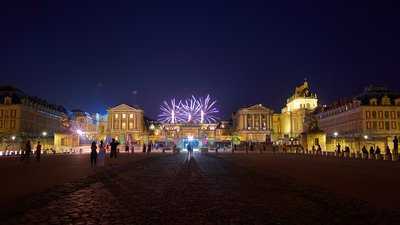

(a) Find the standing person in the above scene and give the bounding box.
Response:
[142,143,146,153]
[147,142,152,153]
[125,143,129,153]
[245,143,249,154]
[385,146,391,155]
[393,136,398,154]
[36,141,42,162]
[98,140,106,167]
[250,143,254,152]
[337,143,341,153]
[90,141,97,166]
[109,138,119,166]
[317,144,322,154]
[375,146,381,154]
[25,141,32,163]
[369,146,375,155]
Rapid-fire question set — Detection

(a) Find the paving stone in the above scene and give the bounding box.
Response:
[1,154,400,224]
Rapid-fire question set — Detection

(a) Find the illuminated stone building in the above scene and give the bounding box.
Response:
[276,81,318,141]
[0,86,70,150]
[106,104,144,144]
[316,85,400,152]
[232,104,274,143]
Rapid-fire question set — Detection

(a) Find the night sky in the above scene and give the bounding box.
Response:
[1,0,399,119]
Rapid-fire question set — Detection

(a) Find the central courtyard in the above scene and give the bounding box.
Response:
[1,153,399,224]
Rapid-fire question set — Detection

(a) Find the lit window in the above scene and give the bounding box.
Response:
[130,114,133,119]
[122,114,126,119]
[115,114,119,119]
[122,122,126,129]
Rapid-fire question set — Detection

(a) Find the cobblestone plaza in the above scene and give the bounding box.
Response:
[1,152,399,224]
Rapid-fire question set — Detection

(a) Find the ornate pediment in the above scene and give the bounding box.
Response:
[108,104,142,112]
[244,104,273,113]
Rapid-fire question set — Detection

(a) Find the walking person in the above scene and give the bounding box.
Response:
[90,141,97,166]
[36,141,42,162]
[25,141,32,163]
[109,138,119,166]
[187,143,193,159]
[98,140,106,167]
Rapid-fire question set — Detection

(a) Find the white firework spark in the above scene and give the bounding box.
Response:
[158,99,183,123]
[198,95,219,123]
[179,95,202,123]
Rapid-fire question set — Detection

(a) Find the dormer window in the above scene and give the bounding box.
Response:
[4,96,12,105]
[395,98,400,106]
[381,95,391,106]
[370,98,377,106]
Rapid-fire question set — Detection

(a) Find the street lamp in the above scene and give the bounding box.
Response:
[42,132,47,152]
[334,132,338,151]
[290,137,294,152]
[11,136,16,150]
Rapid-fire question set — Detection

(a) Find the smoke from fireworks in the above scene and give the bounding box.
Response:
[158,95,219,124]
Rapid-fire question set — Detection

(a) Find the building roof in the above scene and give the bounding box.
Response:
[0,85,68,113]
[355,85,400,105]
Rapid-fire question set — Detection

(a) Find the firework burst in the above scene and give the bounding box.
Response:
[158,95,219,124]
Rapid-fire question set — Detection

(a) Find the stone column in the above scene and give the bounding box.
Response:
[244,114,248,130]
[111,113,114,130]
[259,114,262,129]
[252,114,255,130]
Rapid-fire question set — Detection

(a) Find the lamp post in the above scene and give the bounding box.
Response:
[334,132,338,151]
[77,129,82,146]
[290,137,294,152]
[42,132,47,152]
[364,135,368,148]
[11,136,15,150]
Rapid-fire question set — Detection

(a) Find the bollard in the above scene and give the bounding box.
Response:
[375,154,382,160]
[383,154,391,161]
[392,154,399,161]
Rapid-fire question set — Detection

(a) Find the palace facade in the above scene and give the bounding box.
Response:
[0,86,74,150]
[276,81,318,141]
[2,82,398,153]
[315,86,400,152]
[232,104,274,143]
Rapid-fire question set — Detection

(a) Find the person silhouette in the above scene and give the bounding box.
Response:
[187,143,193,158]
[36,141,42,162]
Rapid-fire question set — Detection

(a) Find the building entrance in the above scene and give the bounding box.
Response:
[179,138,200,151]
